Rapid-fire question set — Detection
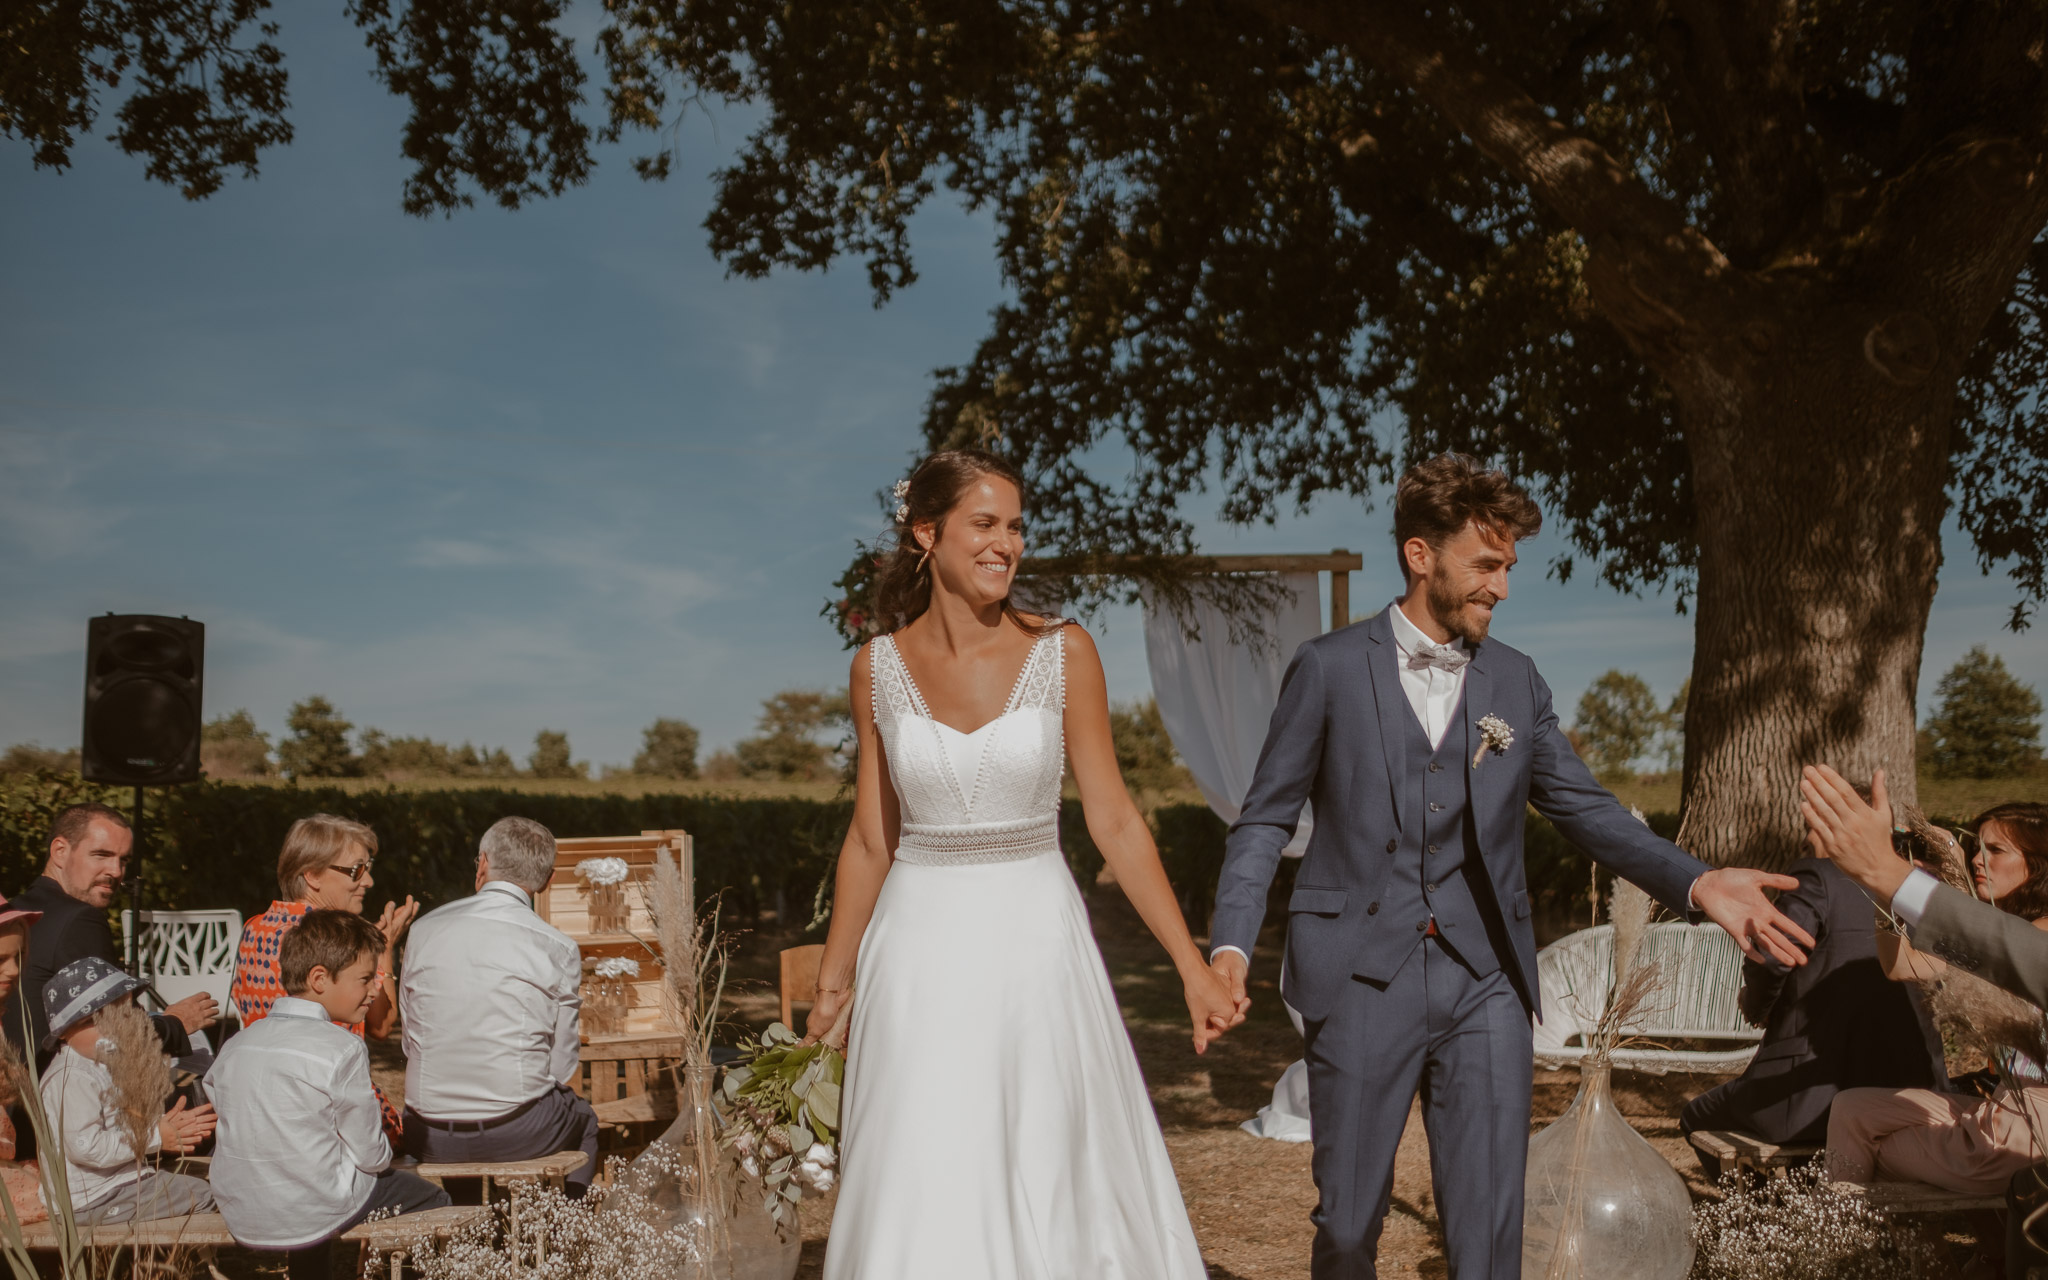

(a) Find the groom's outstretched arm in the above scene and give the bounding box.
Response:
[1526,666,1813,967]
[1210,641,1328,972]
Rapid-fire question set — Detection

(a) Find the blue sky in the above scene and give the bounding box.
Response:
[3,14,2043,770]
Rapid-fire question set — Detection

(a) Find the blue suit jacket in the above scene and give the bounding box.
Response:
[1210,607,1711,1022]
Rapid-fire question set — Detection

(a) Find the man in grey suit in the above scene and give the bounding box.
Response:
[1208,455,1814,1279]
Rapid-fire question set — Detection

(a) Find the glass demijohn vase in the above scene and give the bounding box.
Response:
[1521,1062,1695,1280]
[607,1065,802,1280]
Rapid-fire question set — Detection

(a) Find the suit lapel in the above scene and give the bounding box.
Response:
[1462,643,1492,838]
[1364,609,1409,831]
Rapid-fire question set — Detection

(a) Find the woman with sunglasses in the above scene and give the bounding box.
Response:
[229,814,420,1140]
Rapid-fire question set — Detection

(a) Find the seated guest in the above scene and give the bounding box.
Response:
[399,817,596,1199]
[1822,800,2048,1195]
[210,909,449,1280]
[1680,830,1949,1176]
[0,893,45,1224]
[4,805,216,1069]
[230,815,417,1140]
[39,958,216,1225]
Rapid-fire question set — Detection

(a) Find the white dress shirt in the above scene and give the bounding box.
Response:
[400,881,583,1122]
[1386,599,1469,749]
[39,1042,163,1212]
[205,995,389,1247]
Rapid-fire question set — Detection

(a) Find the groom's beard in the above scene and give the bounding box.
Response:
[1427,573,1498,645]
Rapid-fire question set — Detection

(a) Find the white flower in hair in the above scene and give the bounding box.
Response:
[892,477,912,523]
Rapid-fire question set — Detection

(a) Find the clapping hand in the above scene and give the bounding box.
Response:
[163,991,219,1032]
[158,1098,216,1154]
[1800,765,1912,903]
[375,896,421,948]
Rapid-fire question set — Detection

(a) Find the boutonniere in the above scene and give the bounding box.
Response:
[1472,714,1515,770]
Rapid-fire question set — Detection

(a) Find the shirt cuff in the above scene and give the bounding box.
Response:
[1891,867,1939,929]
[1210,944,1249,965]
[1687,877,1699,913]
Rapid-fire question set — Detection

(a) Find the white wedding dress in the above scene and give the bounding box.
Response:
[822,626,1208,1280]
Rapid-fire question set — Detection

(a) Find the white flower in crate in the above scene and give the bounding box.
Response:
[592,957,641,980]
[575,857,630,885]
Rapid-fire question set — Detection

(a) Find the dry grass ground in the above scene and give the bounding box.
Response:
[356,884,1991,1278]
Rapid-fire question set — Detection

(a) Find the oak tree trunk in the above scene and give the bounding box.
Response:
[1672,322,1953,870]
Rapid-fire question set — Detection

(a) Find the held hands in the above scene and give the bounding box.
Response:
[163,992,219,1033]
[1800,765,1911,903]
[1692,868,1815,967]
[1195,951,1253,1054]
[157,1098,216,1154]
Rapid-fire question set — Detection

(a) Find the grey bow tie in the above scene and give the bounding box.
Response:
[1407,642,1469,674]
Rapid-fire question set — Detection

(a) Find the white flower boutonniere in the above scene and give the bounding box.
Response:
[1472,714,1515,770]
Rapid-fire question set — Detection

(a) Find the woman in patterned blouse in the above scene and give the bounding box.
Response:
[230,814,419,1139]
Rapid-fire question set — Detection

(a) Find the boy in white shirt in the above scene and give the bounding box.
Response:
[38,956,216,1224]
[208,910,448,1279]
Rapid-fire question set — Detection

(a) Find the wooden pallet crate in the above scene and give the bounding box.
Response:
[538,830,691,1044]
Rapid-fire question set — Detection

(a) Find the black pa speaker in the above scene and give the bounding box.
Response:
[81,614,205,786]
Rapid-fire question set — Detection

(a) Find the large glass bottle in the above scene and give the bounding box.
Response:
[606,1065,802,1280]
[1521,1062,1695,1280]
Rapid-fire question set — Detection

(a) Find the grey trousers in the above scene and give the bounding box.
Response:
[1303,936,1534,1280]
[403,1084,600,1198]
[284,1168,451,1280]
[77,1170,215,1225]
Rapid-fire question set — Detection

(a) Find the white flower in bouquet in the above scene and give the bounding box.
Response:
[576,857,631,886]
[730,1129,755,1157]
[811,1169,835,1193]
[798,1157,825,1185]
[592,956,641,980]
[740,1155,761,1179]
[804,1142,835,1169]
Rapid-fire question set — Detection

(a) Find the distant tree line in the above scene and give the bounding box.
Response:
[1570,647,2042,783]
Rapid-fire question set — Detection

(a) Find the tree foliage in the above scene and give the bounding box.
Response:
[733,690,851,782]
[632,717,702,780]
[1109,697,1193,794]
[278,695,359,779]
[359,730,518,779]
[18,3,2045,618]
[201,709,273,779]
[1924,647,2044,779]
[527,727,587,779]
[1573,670,1678,782]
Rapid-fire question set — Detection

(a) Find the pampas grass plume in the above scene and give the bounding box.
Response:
[96,999,168,1161]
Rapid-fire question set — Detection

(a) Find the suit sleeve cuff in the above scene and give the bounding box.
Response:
[1210,944,1249,965]
[1891,867,1939,929]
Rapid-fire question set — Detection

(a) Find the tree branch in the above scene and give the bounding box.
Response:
[1250,0,1728,282]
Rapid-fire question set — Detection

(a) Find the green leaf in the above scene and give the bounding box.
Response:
[807,1079,840,1130]
[785,1122,813,1153]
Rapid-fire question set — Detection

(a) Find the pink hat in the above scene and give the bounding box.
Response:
[0,896,42,929]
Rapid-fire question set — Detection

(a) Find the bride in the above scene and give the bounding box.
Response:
[810,449,1242,1279]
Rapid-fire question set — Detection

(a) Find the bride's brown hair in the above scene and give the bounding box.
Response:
[871,449,1056,637]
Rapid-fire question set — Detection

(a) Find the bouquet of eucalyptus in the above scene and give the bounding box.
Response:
[719,1022,844,1231]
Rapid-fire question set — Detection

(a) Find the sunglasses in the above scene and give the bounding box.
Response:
[328,860,374,883]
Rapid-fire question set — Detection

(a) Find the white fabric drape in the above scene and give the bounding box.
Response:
[1140,571,1325,1142]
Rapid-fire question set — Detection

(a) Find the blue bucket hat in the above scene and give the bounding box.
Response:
[42,956,142,1052]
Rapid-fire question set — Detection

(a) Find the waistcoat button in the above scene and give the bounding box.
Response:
[1415,920,1427,932]
[1426,883,1438,893]
[1428,844,1439,854]
[1366,902,1379,915]
[1385,838,1397,853]
[1430,802,1443,812]
[1428,762,1443,773]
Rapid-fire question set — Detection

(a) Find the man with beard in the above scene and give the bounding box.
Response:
[3,805,217,1069]
[1207,454,1813,1279]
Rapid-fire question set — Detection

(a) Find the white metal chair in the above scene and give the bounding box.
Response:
[121,908,243,1052]
[1532,920,1762,1074]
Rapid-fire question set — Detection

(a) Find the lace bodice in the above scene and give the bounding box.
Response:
[870,626,1067,864]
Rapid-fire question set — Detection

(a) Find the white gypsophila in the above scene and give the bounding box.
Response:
[593,957,641,980]
[576,857,631,886]
[1471,713,1515,770]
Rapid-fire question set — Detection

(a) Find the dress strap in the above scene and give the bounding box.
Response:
[870,635,926,725]
[1009,622,1068,714]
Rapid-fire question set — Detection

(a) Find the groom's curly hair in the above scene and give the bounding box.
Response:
[1391,454,1542,582]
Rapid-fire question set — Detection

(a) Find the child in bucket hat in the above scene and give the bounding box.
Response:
[39,957,215,1224]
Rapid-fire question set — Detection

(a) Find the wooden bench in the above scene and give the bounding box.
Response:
[412,1150,591,1198]
[342,1204,492,1280]
[1832,1180,2006,1215]
[14,1211,239,1250]
[1687,1129,1822,1176]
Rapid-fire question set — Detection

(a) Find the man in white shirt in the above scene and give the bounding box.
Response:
[399,816,597,1197]
[208,910,448,1280]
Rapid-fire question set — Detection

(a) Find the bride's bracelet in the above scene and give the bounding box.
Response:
[816,983,853,995]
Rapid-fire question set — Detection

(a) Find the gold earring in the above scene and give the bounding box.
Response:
[917,547,932,573]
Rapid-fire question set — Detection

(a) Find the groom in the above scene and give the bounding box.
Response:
[1208,454,1814,1279]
